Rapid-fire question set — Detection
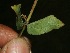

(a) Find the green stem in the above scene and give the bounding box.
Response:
[19,24,26,37]
[19,0,38,36]
[27,0,38,23]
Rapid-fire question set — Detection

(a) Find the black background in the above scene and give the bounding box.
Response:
[0,0,70,53]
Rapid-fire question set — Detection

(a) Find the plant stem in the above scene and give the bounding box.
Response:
[27,0,38,23]
[19,0,38,36]
[19,24,26,37]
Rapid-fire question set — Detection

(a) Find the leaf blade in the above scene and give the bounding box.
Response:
[11,4,24,30]
[27,15,64,35]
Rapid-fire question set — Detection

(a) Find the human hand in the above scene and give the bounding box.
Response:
[0,24,31,53]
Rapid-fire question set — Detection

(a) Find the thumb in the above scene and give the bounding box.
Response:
[0,37,31,53]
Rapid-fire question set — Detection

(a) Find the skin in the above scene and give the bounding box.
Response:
[0,37,31,53]
[0,24,31,53]
[0,24,18,48]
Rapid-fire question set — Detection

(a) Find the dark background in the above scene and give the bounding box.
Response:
[0,0,70,53]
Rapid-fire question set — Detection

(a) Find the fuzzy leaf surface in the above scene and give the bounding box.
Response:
[27,15,64,35]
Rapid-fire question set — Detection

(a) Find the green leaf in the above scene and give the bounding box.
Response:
[11,4,24,30]
[27,15,64,35]
[16,16,24,30]
[11,4,21,15]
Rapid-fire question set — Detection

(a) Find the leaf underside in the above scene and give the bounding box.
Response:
[27,15,64,35]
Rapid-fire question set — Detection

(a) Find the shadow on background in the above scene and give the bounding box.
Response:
[0,0,70,53]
